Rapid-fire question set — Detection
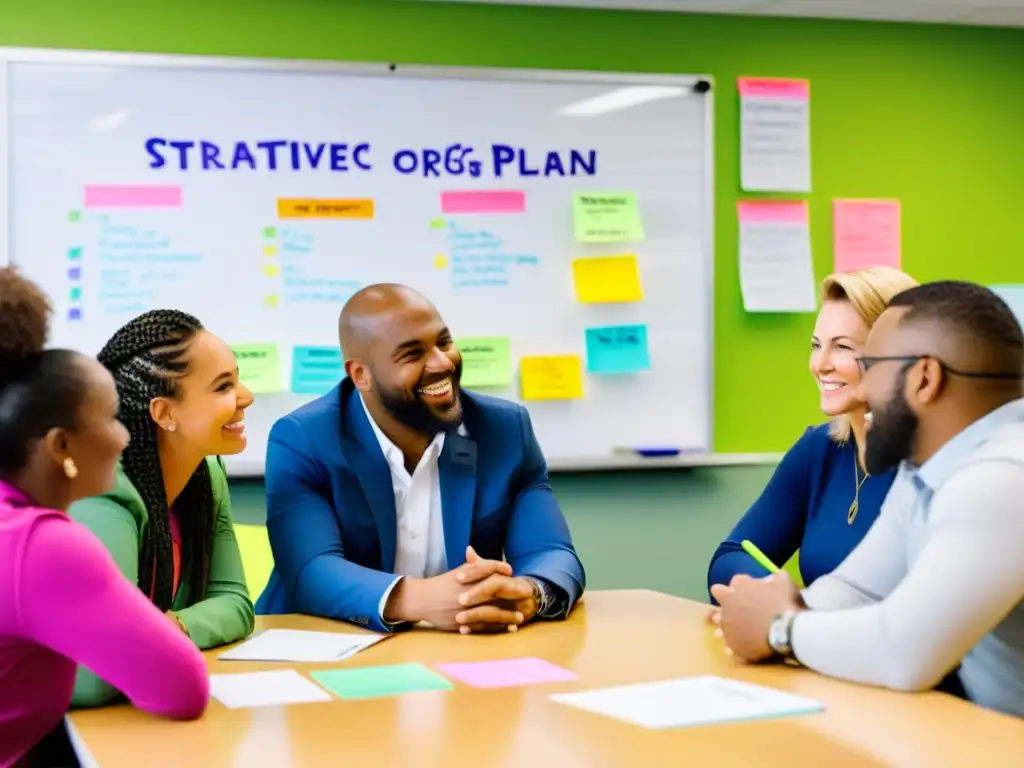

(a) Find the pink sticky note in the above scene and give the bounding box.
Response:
[434,657,577,689]
[833,199,901,272]
[84,184,183,208]
[440,190,525,214]
[738,77,810,101]
[737,200,809,225]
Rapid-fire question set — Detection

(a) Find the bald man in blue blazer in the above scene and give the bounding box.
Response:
[256,285,585,633]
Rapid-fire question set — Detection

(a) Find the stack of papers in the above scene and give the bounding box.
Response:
[218,629,386,663]
[551,675,823,729]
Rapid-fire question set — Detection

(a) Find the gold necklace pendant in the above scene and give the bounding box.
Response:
[847,499,858,525]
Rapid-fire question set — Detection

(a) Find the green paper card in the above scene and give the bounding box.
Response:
[311,663,453,700]
[456,336,512,388]
[231,343,283,393]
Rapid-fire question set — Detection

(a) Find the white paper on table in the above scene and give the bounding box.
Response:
[218,628,386,663]
[550,675,823,729]
[737,200,817,313]
[210,670,332,709]
[739,77,811,193]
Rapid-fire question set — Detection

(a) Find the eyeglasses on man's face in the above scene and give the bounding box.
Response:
[855,354,1020,381]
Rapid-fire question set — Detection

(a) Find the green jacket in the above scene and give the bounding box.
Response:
[68,456,255,708]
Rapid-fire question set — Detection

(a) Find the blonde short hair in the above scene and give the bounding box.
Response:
[821,266,919,443]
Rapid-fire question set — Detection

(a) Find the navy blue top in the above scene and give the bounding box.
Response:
[707,423,896,600]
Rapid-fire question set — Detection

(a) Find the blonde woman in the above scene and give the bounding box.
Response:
[708,267,918,597]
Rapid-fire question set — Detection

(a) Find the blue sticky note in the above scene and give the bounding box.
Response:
[585,324,651,374]
[67,266,81,280]
[292,345,344,395]
[68,308,82,321]
[67,247,83,260]
[991,285,1024,327]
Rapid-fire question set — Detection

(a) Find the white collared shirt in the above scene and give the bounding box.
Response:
[361,395,450,580]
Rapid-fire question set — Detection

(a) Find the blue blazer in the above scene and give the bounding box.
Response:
[255,379,585,631]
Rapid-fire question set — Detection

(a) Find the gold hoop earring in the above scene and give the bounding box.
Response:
[63,457,79,479]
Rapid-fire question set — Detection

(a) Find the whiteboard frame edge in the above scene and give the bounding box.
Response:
[0,45,718,471]
[702,77,715,456]
[0,57,8,268]
[0,46,708,88]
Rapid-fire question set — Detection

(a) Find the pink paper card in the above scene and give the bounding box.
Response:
[833,199,901,272]
[434,657,577,689]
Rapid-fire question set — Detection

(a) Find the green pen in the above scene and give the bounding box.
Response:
[741,540,780,574]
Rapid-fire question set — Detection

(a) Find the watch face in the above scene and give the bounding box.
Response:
[769,616,790,654]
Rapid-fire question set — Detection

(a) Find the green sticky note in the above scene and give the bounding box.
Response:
[68,286,83,302]
[261,226,277,238]
[311,663,453,700]
[455,336,512,388]
[573,191,645,243]
[429,218,446,229]
[231,343,283,393]
[67,210,82,223]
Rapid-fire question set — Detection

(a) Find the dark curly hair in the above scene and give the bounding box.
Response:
[0,267,87,476]
[96,309,214,611]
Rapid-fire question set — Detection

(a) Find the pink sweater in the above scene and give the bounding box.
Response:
[0,481,209,767]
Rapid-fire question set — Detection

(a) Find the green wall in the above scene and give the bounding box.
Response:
[3,0,1024,452]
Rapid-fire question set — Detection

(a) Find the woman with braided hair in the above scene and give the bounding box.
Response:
[0,269,208,766]
[69,309,255,708]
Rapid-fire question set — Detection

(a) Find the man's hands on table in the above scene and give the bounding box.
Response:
[383,546,539,634]
[709,572,805,663]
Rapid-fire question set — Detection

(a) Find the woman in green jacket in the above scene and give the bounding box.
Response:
[69,310,256,707]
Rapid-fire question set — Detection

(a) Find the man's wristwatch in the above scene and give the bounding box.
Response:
[767,610,798,658]
[523,577,551,616]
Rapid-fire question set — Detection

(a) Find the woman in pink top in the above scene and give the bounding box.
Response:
[0,268,209,767]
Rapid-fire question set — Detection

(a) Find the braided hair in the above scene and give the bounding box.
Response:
[96,310,214,611]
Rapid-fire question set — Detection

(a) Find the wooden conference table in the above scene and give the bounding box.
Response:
[69,590,1024,767]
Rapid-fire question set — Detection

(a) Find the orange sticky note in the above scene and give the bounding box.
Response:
[572,255,643,303]
[520,355,584,400]
[277,198,374,219]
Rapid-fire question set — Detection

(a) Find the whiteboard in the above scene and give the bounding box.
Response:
[0,48,714,475]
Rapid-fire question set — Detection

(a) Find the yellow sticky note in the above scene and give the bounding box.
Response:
[573,192,644,243]
[520,355,583,400]
[263,264,280,277]
[263,245,278,257]
[264,295,280,308]
[434,254,448,269]
[572,255,643,303]
[231,344,283,394]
